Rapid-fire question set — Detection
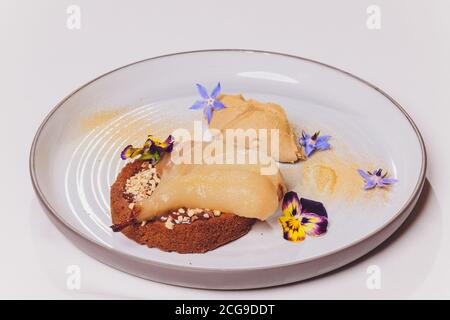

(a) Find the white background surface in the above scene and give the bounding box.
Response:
[0,0,449,299]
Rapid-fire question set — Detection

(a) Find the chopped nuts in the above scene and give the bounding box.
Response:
[124,164,159,204]
[165,220,174,230]
[157,207,223,229]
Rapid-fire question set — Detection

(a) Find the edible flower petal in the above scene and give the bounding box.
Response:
[299,131,331,157]
[282,191,302,217]
[300,212,328,237]
[139,149,161,162]
[279,215,306,242]
[146,134,174,153]
[357,168,398,190]
[121,145,133,160]
[279,191,328,242]
[196,83,209,99]
[120,134,174,164]
[210,82,221,99]
[300,198,328,218]
[189,100,207,110]
[189,82,226,124]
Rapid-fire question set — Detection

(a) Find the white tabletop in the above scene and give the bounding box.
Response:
[1,0,449,299]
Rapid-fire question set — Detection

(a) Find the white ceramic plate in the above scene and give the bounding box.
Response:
[30,50,426,289]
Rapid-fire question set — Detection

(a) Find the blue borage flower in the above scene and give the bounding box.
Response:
[279,191,328,242]
[121,134,174,163]
[189,82,226,124]
[357,168,398,190]
[299,131,331,157]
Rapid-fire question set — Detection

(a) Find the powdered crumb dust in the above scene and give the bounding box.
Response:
[284,147,391,204]
[81,109,127,131]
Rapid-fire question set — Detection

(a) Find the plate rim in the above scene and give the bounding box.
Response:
[29,49,427,272]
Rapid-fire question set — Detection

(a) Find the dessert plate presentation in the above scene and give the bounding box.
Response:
[30,50,426,289]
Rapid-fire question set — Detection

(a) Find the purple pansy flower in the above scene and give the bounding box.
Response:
[357,168,398,190]
[189,82,226,124]
[120,134,174,163]
[279,191,328,242]
[299,131,331,157]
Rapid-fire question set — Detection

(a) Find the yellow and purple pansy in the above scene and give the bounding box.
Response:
[189,82,226,124]
[357,168,398,190]
[121,134,174,163]
[299,131,331,157]
[279,191,328,242]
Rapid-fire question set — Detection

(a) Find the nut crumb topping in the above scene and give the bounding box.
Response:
[124,164,159,203]
[164,218,174,230]
[159,207,222,230]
